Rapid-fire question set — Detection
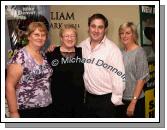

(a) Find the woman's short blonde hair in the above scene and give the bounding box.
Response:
[27,22,48,37]
[59,24,77,37]
[119,22,138,44]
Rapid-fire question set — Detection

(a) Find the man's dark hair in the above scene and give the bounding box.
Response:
[88,13,108,28]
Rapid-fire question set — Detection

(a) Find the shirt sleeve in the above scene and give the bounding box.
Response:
[8,49,25,66]
[109,47,125,105]
[135,48,150,82]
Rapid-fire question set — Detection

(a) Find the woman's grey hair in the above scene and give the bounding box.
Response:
[59,24,77,37]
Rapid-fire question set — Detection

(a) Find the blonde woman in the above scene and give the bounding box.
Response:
[117,22,150,118]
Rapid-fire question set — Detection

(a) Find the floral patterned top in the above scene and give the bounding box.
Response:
[8,47,53,110]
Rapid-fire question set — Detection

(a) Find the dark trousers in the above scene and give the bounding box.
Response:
[18,104,53,118]
[85,92,115,118]
[51,102,87,118]
[115,97,145,118]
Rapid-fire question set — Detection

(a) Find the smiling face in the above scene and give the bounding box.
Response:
[60,28,77,49]
[88,19,106,43]
[119,27,134,46]
[119,22,138,46]
[28,28,47,48]
[27,22,48,48]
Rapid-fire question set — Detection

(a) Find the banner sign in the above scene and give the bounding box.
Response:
[5,5,50,59]
[139,5,155,118]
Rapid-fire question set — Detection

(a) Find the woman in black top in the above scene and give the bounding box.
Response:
[46,24,85,117]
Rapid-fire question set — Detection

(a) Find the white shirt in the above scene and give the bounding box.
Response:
[79,36,125,105]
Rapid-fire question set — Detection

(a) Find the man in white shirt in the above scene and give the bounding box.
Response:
[78,13,125,117]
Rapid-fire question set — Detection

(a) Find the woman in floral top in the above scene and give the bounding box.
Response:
[6,22,53,118]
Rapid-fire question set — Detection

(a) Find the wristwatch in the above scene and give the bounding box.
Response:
[133,96,138,100]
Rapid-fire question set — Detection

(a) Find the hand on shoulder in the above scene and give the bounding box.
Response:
[46,43,57,53]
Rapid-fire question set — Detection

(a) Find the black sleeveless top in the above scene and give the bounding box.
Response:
[46,47,85,104]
